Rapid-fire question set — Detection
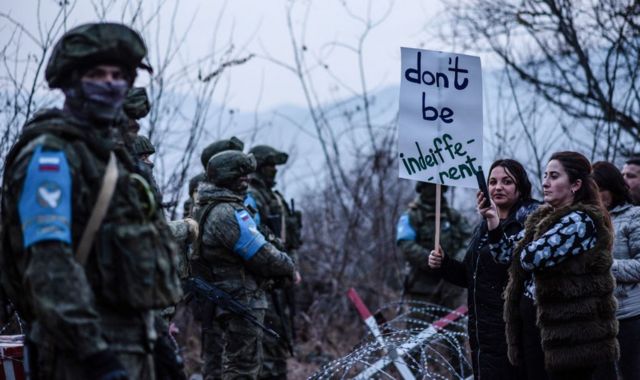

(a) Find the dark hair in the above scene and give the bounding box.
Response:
[488,159,533,202]
[626,156,640,166]
[592,161,632,208]
[548,151,601,207]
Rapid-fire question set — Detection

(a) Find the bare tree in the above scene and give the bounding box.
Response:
[0,1,253,218]
[0,1,77,173]
[445,0,639,158]
[259,1,421,362]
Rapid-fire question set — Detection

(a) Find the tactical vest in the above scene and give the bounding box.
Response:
[249,181,302,251]
[191,199,267,309]
[0,111,182,319]
[504,204,618,371]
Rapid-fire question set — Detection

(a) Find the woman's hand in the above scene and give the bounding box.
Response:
[428,246,444,269]
[477,190,500,231]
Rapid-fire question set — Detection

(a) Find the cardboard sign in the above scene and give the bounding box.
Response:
[398,48,483,188]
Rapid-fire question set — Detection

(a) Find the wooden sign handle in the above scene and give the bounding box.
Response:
[434,183,441,252]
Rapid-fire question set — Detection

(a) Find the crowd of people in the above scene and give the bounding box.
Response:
[0,23,301,380]
[398,154,640,379]
[1,20,639,380]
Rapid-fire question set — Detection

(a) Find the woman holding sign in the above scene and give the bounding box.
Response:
[479,152,618,379]
[428,159,538,379]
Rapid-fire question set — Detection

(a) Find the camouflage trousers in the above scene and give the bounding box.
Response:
[202,317,225,380]
[216,309,265,380]
[34,345,154,379]
[259,291,292,379]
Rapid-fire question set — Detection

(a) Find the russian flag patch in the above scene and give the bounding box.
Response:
[38,156,61,171]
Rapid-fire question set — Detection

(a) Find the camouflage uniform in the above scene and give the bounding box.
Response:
[396,183,469,311]
[247,145,302,380]
[189,136,244,380]
[191,150,295,380]
[0,23,182,380]
[124,85,195,278]
[129,134,190,380]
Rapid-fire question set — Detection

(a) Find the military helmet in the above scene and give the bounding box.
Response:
[207,151,256,186]
[249,145,288,167]
[123,87,151,120]
[131,135,155,156]
[200,137,244,169]
[45,22,149,88]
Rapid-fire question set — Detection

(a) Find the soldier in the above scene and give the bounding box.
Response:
[190,150,295,379]
[130,134,162,198]
[396,183,469,312]
[395,183,469,375]
[192,137,244,380]
[129,135,192,380]
[0,22,182,379]
[247,145,303,380]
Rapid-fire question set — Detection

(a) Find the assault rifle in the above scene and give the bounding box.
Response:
[184,277,281,341]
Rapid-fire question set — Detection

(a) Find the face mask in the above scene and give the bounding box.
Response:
[259,165,277,188]
[82,79,129,106]
[64,79,129,124]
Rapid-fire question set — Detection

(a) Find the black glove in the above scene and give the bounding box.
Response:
[82,350,129,380]
[154,334,187,380]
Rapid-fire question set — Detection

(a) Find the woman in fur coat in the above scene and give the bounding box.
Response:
[593,161,640,379]
[469,151,617,380]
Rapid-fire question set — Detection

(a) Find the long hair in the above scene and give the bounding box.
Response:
[548,151,611,229]
[592,161,632,209]
[489,158,533,202]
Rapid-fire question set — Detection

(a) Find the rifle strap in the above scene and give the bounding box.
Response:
[275,192,287,244]
[194,202,220,258]
[76,151,118,266]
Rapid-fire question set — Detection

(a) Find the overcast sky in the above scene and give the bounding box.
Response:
[2,0,485,112]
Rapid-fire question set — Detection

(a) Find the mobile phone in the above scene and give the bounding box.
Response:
[475,167,491,208]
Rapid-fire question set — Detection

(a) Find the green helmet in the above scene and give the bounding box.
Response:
[200,137,244,169]
[207,151,256,186]
[123,87,151,120]
[132,135,155,156]
[249,145,288,167]
[45,22,149,89]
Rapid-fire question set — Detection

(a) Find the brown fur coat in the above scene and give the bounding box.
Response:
[503,203,619,371]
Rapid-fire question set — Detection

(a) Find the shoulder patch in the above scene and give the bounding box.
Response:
[243,193,261,225]
[18,145,72,248]
[233,209,267,260]
[396,213,417,242]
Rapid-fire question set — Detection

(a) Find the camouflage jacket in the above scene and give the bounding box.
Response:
[191,182,295,309]
[247,175,302,262]
[0,109,182,358]
[396,194,470,295]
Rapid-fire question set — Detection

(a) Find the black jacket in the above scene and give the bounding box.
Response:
[437,200,539,380]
